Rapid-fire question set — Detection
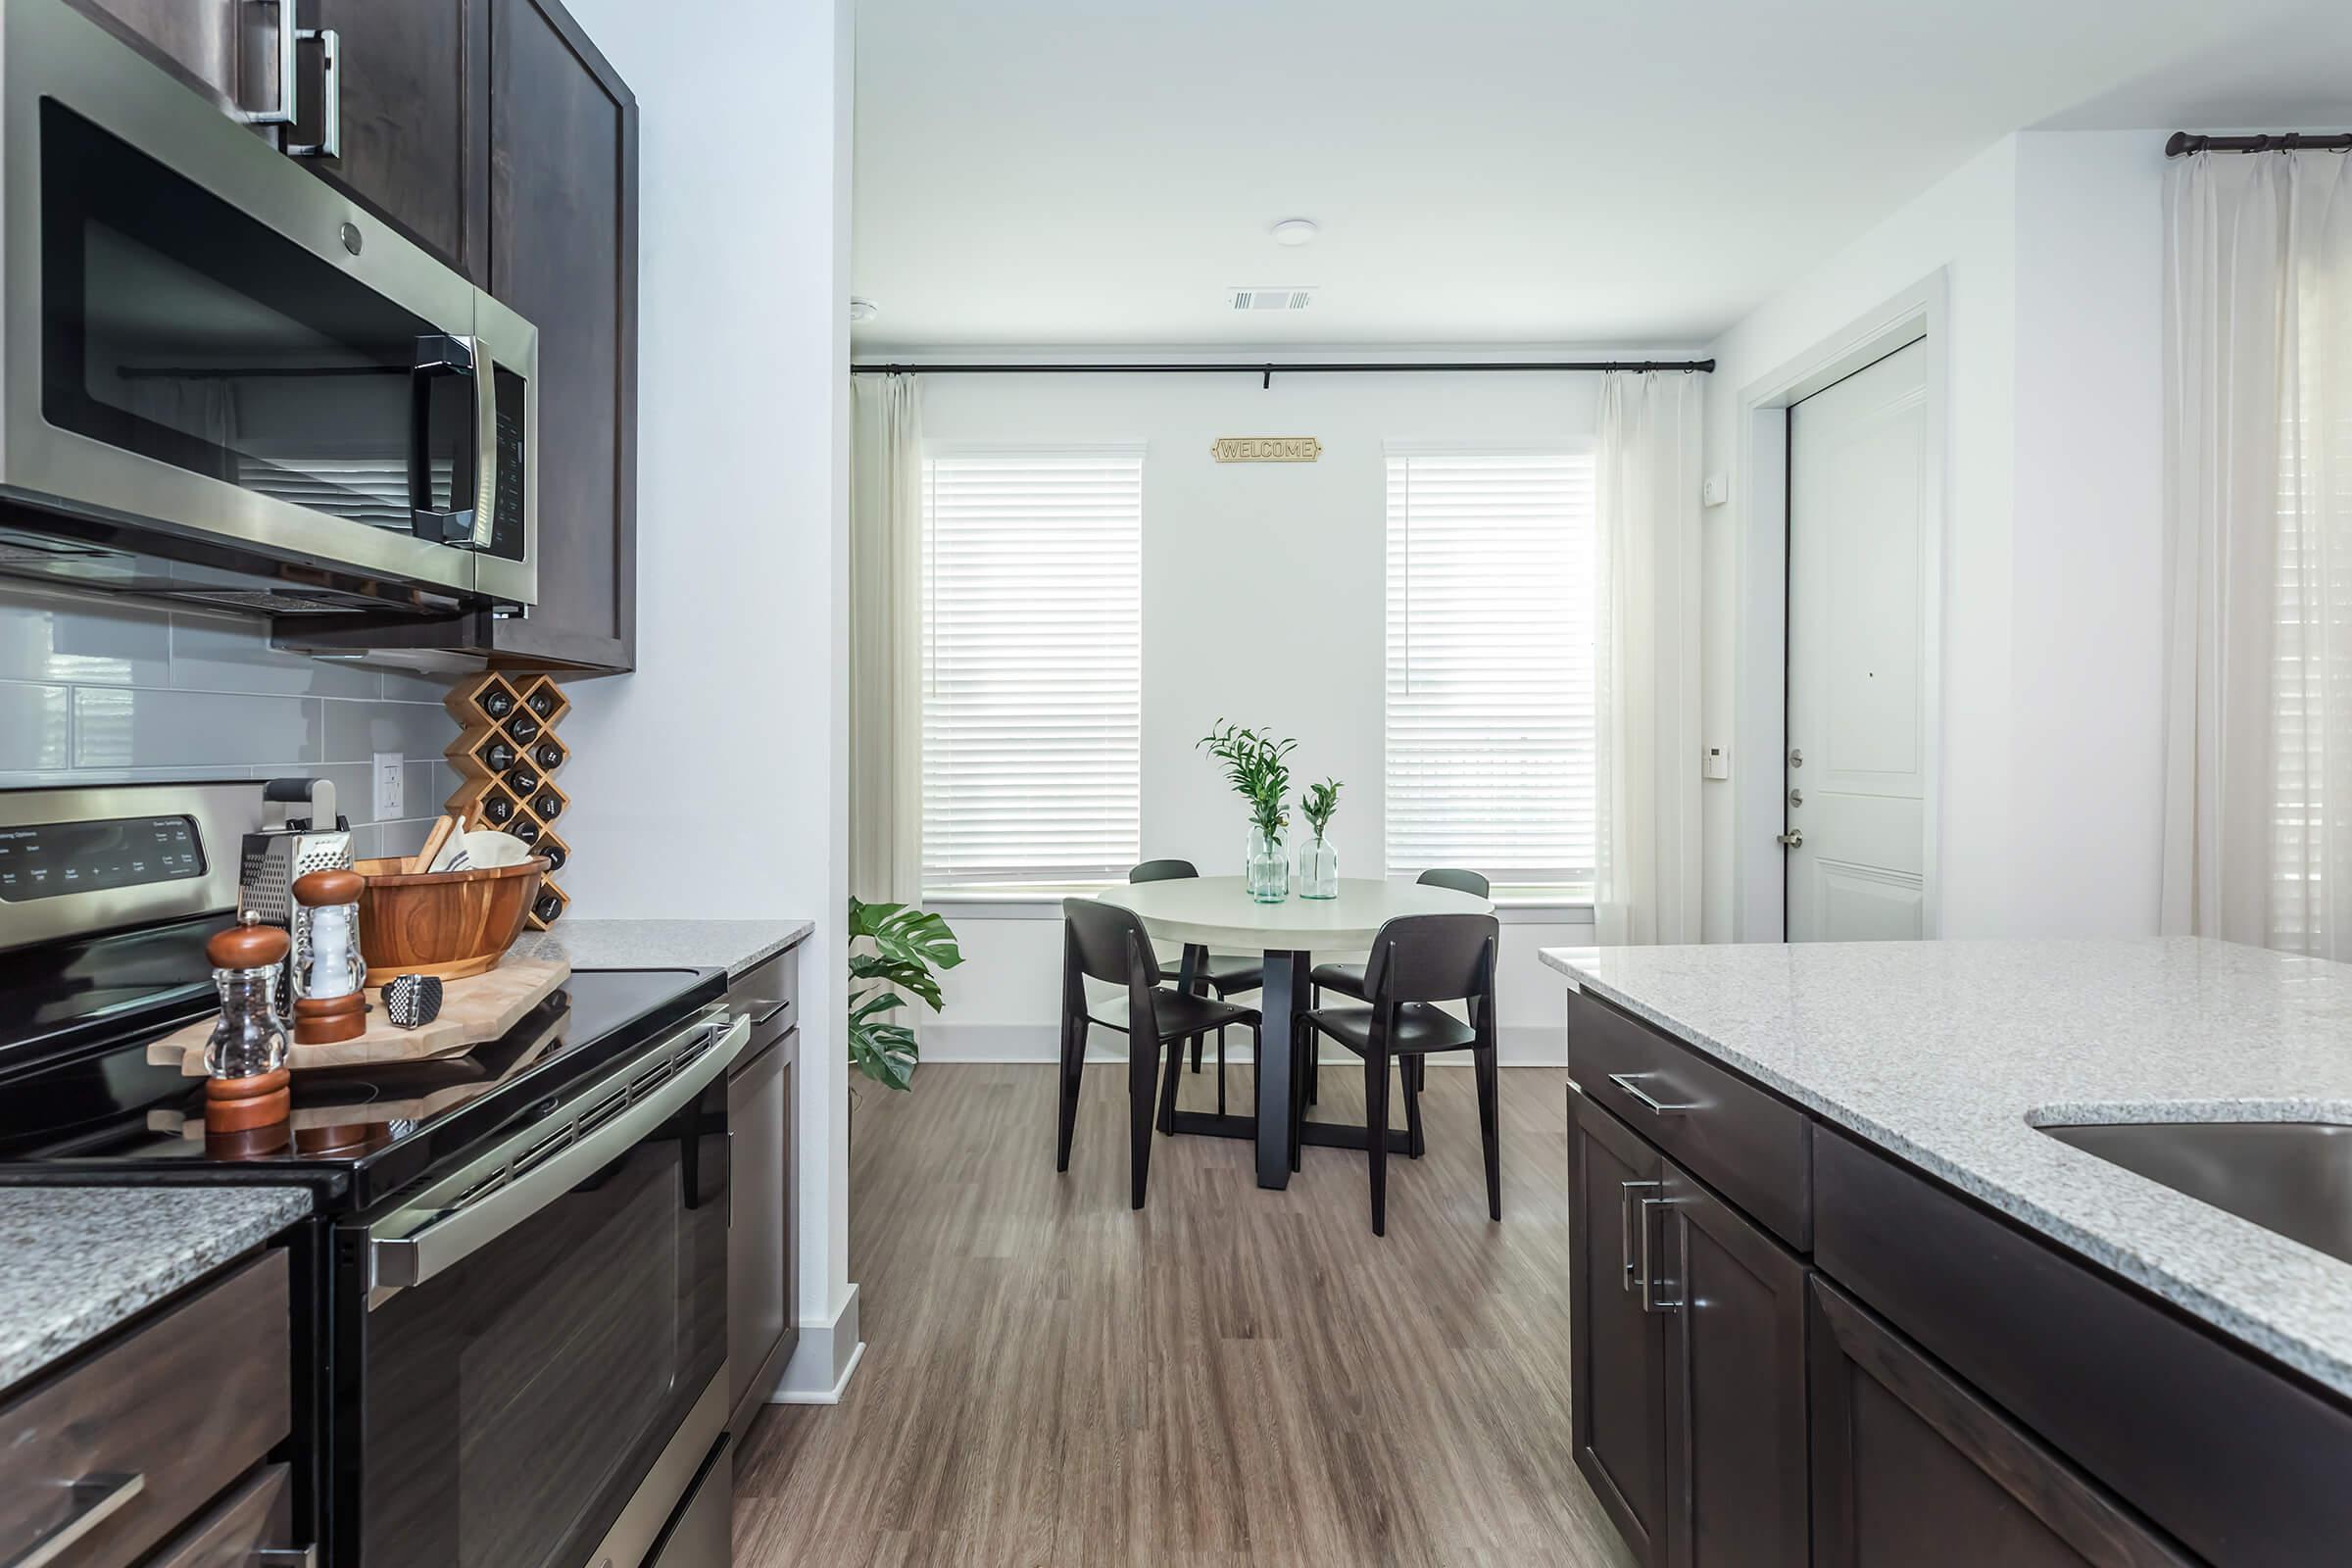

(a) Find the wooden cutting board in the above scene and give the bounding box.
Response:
[147,956,571,1076]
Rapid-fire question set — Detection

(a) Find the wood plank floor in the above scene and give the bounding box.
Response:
[733,1058,1639,1567]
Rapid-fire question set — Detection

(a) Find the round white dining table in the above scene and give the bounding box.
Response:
[1096,875,1493,1190]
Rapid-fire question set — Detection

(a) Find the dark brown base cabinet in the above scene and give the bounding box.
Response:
[725,945,802,1438]
[1808,1280,2188,1568]
[1571,1087,1807,1568]
[1566,987,2352,1568]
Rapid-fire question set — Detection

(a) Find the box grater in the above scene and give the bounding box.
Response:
[238,777,354,990]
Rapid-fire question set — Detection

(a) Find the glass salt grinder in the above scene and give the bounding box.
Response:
[203,915,293,1133]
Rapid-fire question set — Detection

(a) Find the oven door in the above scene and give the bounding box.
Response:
[334,1009,744,1568]
[0,0,536,607]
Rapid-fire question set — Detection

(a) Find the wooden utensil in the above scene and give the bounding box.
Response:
[408,815,457,875]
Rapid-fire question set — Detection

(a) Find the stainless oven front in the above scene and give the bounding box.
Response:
[332,1008,745,1568]
[0,0,536,609]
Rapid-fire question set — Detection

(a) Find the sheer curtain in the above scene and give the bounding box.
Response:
[1594,369,1705,946]
[849,373,924,904]
[2161,150,2352,956]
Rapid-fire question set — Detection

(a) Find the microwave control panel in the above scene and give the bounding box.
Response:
[489,366,528,562]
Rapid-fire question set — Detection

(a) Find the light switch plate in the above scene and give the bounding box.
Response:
[1702,471,1730,508]
[372,752,404,818]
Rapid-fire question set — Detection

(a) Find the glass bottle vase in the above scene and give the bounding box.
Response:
[1298,833,1339,899]
[1245,825,1289,903]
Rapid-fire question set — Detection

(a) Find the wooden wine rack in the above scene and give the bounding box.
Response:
[443,673,573,929]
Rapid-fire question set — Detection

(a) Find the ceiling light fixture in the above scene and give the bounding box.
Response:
[1271,219,1319,247]
[849,297,879,322]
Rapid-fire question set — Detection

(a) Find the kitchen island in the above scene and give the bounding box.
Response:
[1543,937,2352,1568]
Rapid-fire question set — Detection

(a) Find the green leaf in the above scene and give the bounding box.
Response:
[850,899,964,975]
[848,1017,918,1091]
[850,952,944,1010]
[849,987,905,1022]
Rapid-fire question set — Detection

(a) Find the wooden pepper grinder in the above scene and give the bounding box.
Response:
[292,867,368,1046]
[203,915,293,1133]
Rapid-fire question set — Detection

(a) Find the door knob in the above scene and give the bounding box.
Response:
[1776,829,1804,848]
[1788,748,1803,768]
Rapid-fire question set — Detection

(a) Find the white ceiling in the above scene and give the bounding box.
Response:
[852,0,2350,352]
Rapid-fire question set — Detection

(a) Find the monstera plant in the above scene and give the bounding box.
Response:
[846,897,964,1092]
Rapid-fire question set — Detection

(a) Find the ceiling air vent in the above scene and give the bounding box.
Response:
[1227,287,1313,312]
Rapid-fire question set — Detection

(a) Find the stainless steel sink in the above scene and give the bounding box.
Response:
[2039,1121,2352,1267]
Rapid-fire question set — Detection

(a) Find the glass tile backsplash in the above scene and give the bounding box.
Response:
[0,581,462,859]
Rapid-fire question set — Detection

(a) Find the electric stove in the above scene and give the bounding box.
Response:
[0,779,741,1568]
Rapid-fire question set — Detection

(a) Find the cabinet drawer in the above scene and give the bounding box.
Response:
[0,1250,291,1568]
[730,947,799,1065]
[1816,1129,2352,1568]
[1568,988,1812,1250]
[146,1462,301,1568]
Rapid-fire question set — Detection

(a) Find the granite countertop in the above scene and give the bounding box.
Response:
[513,918,814,979]
[0,1185,314,1395]
[1541,937,2352,1399]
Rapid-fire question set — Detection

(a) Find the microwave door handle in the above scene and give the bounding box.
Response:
[468,340,499,551]
[408,335,480,546]
[369,1015,750,1296]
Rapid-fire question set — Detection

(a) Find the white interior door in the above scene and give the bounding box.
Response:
[1786,338,1930,942]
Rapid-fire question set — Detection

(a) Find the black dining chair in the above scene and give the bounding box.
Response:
[1058,898,1261,1209]
[1306,867,1490,1105]
[1299,911,1500,1236]
[1129,858,1262,1115]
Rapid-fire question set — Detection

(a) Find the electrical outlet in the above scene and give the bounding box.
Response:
[373,753,405,818]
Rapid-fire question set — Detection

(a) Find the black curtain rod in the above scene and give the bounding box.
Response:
[850,359,1713,381]
[2167,130,2352,157]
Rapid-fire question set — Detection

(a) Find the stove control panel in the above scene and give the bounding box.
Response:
[0,815,205,902]
[0,781,257,954]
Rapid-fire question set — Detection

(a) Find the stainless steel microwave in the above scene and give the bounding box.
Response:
[0,0,535,612]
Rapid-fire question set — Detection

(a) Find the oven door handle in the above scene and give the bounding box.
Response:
[368,1014,749,1295]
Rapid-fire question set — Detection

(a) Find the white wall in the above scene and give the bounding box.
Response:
[910,366,1650,1061]
[1700,130,2166,941]
[552,0,859,1397]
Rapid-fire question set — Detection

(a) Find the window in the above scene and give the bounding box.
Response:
[920,449,1143,889]
[1385,449,1597,890]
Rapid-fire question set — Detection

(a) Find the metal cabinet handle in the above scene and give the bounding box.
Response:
[1607,1071,1698,1117]
[286,27,341,159]
[736,997,792,1027]
[245,0,298,126]
[1639,1198,1683,1314]
[9,1473,144,1568]
[1619,1178,1660,1292]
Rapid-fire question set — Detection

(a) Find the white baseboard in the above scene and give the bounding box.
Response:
[769,1282,863,1404]
[920,1020,1564,1067]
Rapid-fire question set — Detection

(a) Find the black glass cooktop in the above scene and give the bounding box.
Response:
[0,915,723,1211]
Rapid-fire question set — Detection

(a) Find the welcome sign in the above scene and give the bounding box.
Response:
[1211,436,1323,464]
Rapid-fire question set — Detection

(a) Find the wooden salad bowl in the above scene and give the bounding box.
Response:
[355,857,547,985]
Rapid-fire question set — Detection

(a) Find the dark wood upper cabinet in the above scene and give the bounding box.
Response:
[66,0,283,122]
[484,0,637,672]
[293,0,491,281]
[1808,1278,2192,1568]
[1661,1164,1809,1568]
[1571,1086,1669,1567]
[265,0,640,674]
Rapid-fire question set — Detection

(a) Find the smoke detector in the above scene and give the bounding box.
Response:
[849,297,879,322]
[1271,218,1319,247]
[1227,287,1314,312]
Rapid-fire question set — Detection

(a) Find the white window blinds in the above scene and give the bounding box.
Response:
[1385,450,1597,888]
[920,450,1143,889]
